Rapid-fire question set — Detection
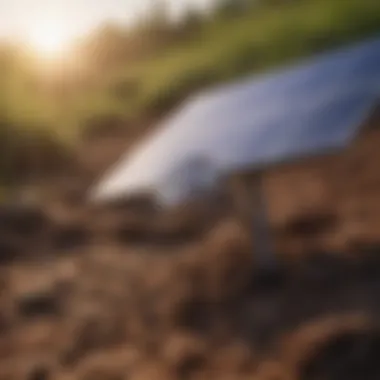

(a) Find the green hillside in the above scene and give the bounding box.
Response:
[1,0,380,185]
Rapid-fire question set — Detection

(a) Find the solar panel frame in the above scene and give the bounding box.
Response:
[92,36,380,205]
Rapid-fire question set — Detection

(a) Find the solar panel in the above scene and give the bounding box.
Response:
[93,36,380,205]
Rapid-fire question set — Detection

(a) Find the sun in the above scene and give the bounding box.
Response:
[27,21,72,58]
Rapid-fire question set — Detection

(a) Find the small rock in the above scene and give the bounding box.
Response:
[16,289,61,319]
[52,224,89,250]
[28,366,50,380]
[0,205,48,237]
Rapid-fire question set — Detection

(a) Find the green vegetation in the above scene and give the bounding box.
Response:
[119,0,380,117]
[1,0,380,184]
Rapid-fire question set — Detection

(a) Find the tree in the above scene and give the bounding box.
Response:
[180,6,204,34]
[144,0,171,34]
[81,23,130,69]
[214,0,251,18]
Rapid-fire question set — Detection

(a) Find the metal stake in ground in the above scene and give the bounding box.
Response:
[230,172,277,271]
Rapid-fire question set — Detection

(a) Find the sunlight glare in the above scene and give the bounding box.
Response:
[27,21,72,58]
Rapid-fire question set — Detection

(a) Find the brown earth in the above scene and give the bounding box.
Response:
[0,194,380,380]
[0,121,380,380]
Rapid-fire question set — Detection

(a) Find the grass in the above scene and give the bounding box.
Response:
[0,0,380,186]
[113,0,380,118]
[54,0,380,130]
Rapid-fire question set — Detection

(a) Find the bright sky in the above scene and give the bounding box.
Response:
[0,0,215,41]
[0,0,216,59]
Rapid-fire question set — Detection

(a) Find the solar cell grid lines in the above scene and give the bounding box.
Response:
[93,36,380,205]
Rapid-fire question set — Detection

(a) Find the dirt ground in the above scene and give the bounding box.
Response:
[0,123,380,380]
[0,193,380,380]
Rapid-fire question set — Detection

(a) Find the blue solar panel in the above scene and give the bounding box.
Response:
[93,36,380,204]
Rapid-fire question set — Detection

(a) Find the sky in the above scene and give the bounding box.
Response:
[0,0,215,42]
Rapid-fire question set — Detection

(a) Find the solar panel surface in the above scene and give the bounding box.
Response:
[93,36,380,204]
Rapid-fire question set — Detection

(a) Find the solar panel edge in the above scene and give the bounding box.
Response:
[194,33,380,103]
[92,35,380,205]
